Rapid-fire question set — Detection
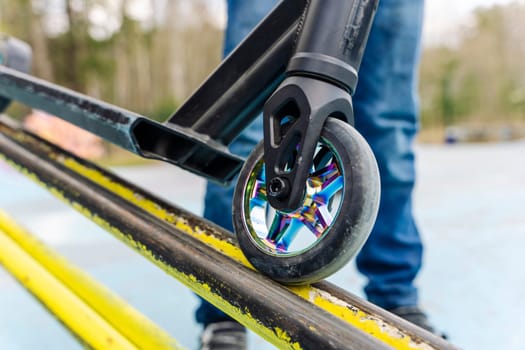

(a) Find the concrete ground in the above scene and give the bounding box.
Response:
[0,140,524,350]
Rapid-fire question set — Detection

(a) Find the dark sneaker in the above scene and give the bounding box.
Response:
[388,306,447,339]
[200,321,247,350]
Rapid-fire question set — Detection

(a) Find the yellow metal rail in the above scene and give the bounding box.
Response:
[0,116,457,350]
[0,210,183,350]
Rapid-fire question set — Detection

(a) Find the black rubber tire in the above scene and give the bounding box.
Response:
[233,118,380,285]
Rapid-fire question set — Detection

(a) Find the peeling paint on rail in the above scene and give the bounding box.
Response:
[57,157,434,350]
[0,120,456,350]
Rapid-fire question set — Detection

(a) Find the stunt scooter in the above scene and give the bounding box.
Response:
[0,0,380,285]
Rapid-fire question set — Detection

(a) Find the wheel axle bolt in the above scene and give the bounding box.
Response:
[268,177,289,199]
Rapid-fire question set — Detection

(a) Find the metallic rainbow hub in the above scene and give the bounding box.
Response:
[244,143,345,256]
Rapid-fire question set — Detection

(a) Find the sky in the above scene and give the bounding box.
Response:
[423,0,523,45]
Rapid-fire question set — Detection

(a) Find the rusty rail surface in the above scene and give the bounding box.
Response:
[0,116,457,350]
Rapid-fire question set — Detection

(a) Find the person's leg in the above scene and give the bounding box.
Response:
[196,0,279,329]
[353,0,425,310]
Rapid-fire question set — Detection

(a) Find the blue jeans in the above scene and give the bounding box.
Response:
[196,0,425,325]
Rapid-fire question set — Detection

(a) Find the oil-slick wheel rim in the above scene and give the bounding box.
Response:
[243,141,345,257]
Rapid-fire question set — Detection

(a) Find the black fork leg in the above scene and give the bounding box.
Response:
[263,0,379,211]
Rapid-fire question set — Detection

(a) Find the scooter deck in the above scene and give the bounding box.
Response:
[0,66,243,184]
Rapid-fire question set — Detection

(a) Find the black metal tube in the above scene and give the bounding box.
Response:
[191,27,295,144]
[168,0,307,144]
[287,0,378,92]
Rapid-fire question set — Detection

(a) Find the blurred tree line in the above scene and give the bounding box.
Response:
[0,0,223,121]
[1,0,524,130]
[420,2,525,129]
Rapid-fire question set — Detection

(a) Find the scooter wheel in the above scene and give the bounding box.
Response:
[233,118,380,284]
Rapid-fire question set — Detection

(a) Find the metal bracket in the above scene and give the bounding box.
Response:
[263,76,353,211]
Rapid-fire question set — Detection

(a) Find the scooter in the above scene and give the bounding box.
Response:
[0,0,380,285]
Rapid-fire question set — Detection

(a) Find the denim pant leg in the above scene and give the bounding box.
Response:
[195,0,279,327]
[354,0,425,310]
